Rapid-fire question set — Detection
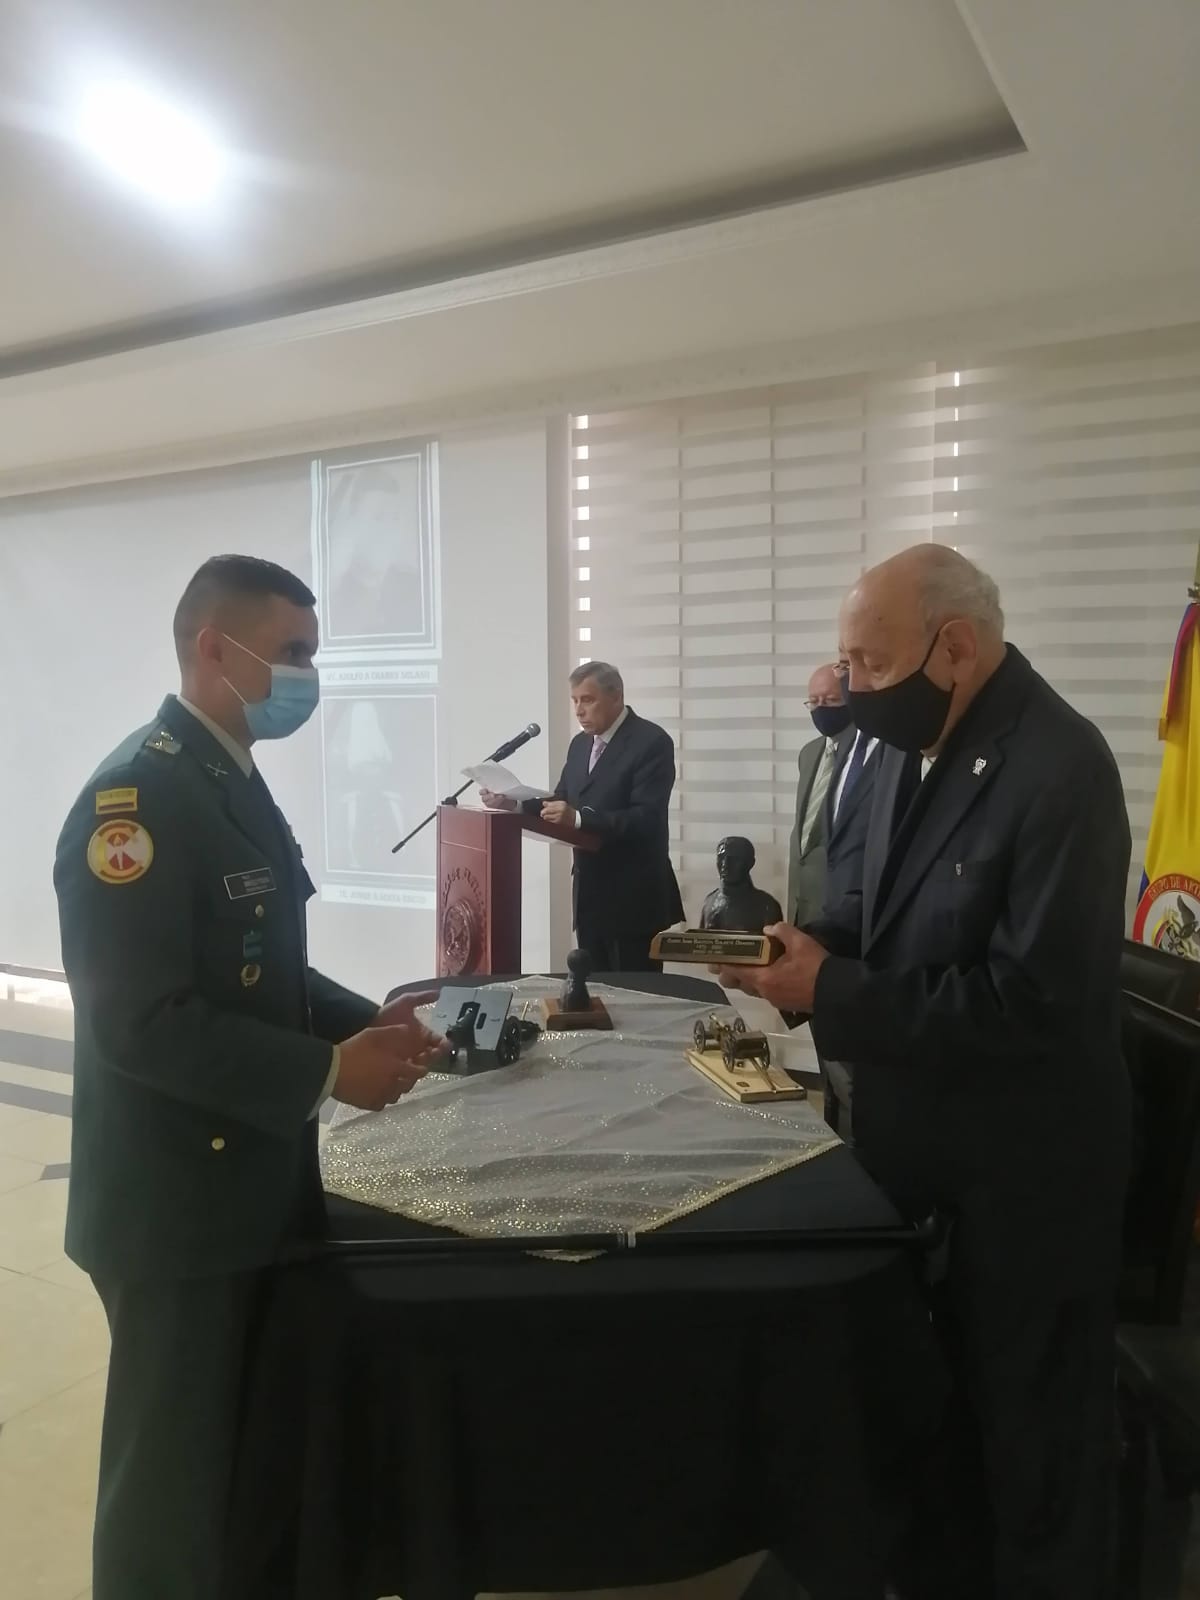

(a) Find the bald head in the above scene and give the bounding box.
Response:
[843,546,1002,651]
[838,545,1006,753]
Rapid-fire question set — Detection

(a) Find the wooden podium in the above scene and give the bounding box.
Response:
[435,805,601,977]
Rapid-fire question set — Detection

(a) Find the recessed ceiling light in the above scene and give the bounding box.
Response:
[73,80,227,211]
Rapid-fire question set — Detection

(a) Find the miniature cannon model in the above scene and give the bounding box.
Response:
[686,1011,801,1105]
[719,1025,772,1073]
[692,1012,747,1056]
[431,987,525,1074]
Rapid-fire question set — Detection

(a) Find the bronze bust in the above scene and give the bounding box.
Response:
[699,836,783,934]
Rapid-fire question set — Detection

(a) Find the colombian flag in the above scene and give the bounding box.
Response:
[1133,595,1200,960]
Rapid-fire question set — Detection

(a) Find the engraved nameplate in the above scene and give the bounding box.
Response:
[649,929,779,967]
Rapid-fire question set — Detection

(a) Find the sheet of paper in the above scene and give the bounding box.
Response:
[462,761,552,804]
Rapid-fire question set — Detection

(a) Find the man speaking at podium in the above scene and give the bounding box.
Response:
[482,661,683,972]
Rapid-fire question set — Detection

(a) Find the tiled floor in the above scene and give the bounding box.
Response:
[0,993,763,1600]
[0,1099,105,1600]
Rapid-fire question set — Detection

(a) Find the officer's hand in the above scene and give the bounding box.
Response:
[333,1024,447,1113]
[479,788,517,812]
[372,990,440,1031]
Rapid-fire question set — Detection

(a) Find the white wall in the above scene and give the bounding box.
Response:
[0,420,557,999]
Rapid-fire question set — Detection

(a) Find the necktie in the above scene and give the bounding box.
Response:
[588,736,606,773]
[836,732,871,817]
[799,742,836,852]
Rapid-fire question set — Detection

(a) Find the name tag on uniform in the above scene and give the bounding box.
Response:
[224,868,277,900]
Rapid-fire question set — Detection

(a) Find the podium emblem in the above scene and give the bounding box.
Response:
[440,865,485,975]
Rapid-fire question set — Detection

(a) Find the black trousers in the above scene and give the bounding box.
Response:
[817,1055,855,1144]
[574,922,662,974]
[889,1253,1117,1600]
[92,1269,265,1600]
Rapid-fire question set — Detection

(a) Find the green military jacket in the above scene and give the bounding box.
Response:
[54,696,377,1283]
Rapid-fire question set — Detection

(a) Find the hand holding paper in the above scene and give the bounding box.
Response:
[464,762,552,806]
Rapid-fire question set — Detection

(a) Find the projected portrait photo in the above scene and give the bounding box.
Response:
[321,691,438,882]
[314,445,439,656]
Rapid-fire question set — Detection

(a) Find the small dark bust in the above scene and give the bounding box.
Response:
[559,948,593,1012]
[699,836,783,934]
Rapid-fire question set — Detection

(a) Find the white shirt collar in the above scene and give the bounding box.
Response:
[595,704,630,744]
[177,697,255,778]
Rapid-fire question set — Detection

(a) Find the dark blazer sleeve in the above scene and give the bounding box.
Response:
[520,757,571,816]
[811,763,1129,1070]
[307,971,377,1044]
[54,766,333,1139]
[579,728,675,842]
[802,893,864,960]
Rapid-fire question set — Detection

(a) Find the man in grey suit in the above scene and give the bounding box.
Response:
[786,663,856,926]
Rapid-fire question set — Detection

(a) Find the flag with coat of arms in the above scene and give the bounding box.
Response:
[1134,572,1200,961]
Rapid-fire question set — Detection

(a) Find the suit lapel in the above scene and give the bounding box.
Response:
[863,647,1033,954]
[865,742,1006,952]
[578,708,636,797]
[828,732,873,846]
[158,698,290,877]
[820,725,857,841]
[862,746,903,944]
[794,739,822,821]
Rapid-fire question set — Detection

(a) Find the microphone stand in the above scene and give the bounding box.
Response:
[392,724,540,855]
[391,778,474,855]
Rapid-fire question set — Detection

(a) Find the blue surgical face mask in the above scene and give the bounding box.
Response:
[222,635,319,741]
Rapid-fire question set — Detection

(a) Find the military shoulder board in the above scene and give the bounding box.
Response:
[144,730,181,756]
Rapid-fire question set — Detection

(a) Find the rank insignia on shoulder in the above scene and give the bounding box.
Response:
[144,730,180,755]
[87,820,154,885]
[96,786,137,815]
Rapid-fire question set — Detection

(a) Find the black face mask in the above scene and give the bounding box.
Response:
[810,704,852,739]
[845,634,953,752]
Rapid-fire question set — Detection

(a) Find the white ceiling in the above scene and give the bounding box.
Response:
[1,0,1199,488]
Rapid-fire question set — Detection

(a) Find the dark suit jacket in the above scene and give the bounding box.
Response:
[822,729,878,917]
[54,696,377,1283]
[542,708,684,939]
[806,648,1132,1288]
[787,723,856,925]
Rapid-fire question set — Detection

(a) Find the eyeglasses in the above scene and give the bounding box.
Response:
[804,696,842,710]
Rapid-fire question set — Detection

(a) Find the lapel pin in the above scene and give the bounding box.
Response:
[206,762,229,779]
[972,758,987,777]
[240,963,262,988]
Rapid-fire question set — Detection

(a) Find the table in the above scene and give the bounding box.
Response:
[227,975,946,1600]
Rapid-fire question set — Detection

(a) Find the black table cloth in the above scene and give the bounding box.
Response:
[228,975,946,1600]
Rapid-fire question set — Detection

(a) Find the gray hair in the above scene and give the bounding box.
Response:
[570,660,624,695]
[916,546,1004,635]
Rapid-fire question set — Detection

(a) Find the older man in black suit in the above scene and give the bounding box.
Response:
[721,545,1131,1599]
[483,661,683,971]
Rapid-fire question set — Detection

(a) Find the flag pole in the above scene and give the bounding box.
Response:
[1192,538,1200,601]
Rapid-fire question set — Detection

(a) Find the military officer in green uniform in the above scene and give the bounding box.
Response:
[54,554,444,1600]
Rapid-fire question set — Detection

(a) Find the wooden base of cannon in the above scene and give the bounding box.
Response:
[685,1048,806,1105]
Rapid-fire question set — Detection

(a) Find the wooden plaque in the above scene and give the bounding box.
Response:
[650,928,781,967]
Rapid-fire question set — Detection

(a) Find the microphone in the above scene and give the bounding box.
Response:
[391,721,542,853]
[486,722,541,763]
